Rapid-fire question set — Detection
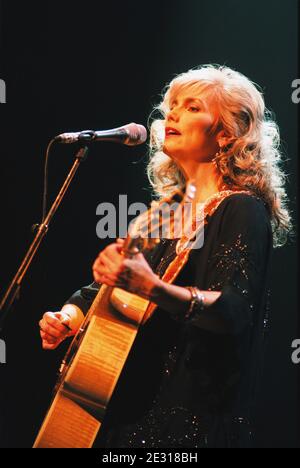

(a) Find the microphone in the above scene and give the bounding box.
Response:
[54,123,147,146]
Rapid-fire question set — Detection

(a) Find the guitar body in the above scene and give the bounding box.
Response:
[33,285,150,448]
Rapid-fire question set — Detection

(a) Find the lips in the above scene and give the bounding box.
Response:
[165,127,181,137]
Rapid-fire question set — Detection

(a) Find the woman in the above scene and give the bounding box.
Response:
[39,65,292,448]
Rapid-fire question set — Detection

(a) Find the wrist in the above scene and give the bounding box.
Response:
[185,287,205,321]
[148,275,165,302]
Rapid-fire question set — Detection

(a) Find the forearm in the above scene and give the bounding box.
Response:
[150,279,228,333]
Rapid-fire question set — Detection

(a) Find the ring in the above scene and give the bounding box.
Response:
[121,267,131,280]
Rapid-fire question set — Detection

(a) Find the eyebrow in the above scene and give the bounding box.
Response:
[170,97,206,108]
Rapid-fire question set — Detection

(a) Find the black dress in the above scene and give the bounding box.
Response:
[65,192,273,448]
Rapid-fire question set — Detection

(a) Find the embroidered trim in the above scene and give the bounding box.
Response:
[176,189,253,255]
[142,189,253,323]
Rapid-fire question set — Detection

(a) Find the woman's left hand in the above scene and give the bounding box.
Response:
[92,239,160,300]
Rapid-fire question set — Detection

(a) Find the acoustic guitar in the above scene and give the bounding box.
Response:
[33,183,196,448]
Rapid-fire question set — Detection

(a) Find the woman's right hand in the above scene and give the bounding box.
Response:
[39,311,74,350]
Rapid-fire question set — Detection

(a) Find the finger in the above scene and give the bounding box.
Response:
[99,251,121,274]
[40,331,58,345]
[93,256,124,281]
[93,262,122,284]
[54,312,72,332]
[92,256,108,274]
[99,274,127,289]
[93,273,119,288]
[43,312,71,334]
[44,312,69,332]
[103,243,124,263]
[127,252,147,264]
[94,245,123,275]
[42,340,60,351]
[116,243,125,255]
[39,320,66,339]
[92,261,110,279]
[40,328,60,344]
[135,252,146,261]
[93,269,111,285]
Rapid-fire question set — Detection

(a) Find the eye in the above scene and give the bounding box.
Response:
[188,105,200,112]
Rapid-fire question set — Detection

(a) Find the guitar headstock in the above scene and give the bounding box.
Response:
[121,181,197,258]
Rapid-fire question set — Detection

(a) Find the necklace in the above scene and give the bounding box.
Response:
[175,189,253,255]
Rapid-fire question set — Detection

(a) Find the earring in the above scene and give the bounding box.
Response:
[212,148,222,167]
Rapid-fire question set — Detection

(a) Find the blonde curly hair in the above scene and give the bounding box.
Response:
[147,64,293,248]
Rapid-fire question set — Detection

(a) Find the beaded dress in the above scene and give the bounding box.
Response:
[65,191,273,448]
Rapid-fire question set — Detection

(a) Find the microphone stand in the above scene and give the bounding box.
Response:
[0,144,90,332]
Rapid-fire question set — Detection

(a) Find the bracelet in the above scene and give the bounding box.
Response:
[185,287,205,320]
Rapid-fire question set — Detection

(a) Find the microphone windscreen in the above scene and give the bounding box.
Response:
[124,123,147,146]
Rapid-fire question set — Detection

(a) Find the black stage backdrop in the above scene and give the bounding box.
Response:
[0,0,298,448]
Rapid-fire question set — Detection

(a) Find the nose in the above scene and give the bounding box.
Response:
[167,107,180,123]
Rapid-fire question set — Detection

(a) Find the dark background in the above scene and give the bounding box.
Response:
[0,0,298,448]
